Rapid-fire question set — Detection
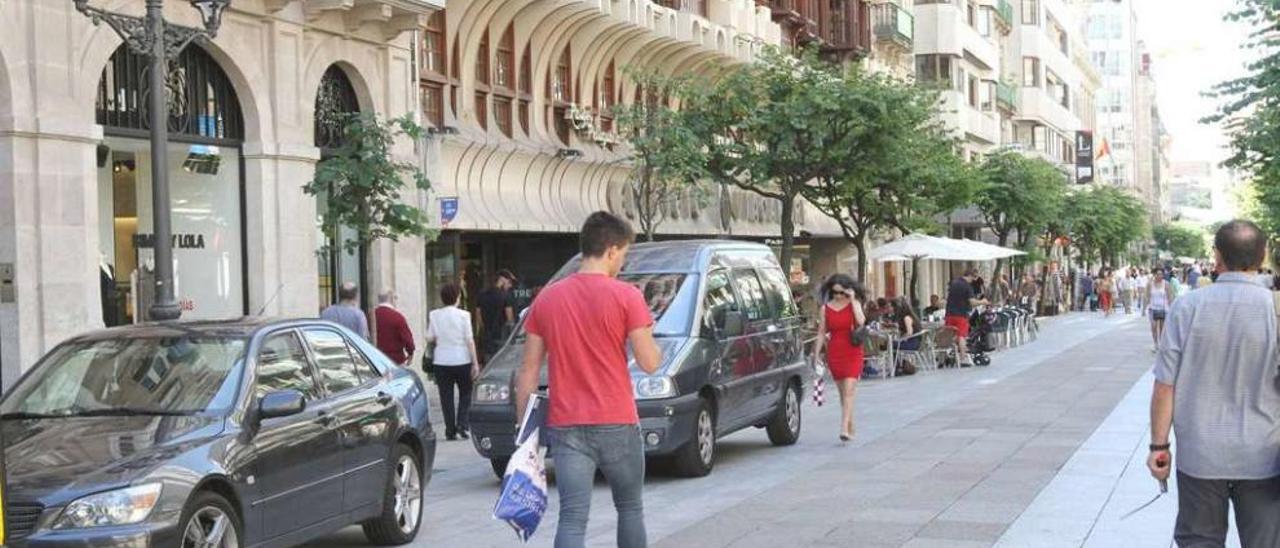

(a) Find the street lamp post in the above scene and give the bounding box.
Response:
[72,0,229,321]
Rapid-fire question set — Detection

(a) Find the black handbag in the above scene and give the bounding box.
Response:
[850,325,870,346]
[421,342,436,379]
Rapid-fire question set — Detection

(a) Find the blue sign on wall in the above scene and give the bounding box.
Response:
[440,197,459,227]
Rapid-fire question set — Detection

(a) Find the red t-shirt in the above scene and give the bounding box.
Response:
[524,272,653,427]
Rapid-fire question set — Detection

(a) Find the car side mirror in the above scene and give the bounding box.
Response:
[258,390,306,420]
[720,310,746,338]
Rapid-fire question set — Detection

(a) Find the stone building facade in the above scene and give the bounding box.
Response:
[0,0,442,384]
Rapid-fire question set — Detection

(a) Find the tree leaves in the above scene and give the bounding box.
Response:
[304,113,435,254]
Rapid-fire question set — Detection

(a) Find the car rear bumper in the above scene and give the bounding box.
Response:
[470,393,702,459]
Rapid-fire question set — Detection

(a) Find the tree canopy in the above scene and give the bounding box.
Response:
[1065,186,1148,268]
[1153,222,1209,260]
[975,151,1068,278]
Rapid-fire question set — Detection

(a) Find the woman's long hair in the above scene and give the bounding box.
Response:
[890,296,920,333]
[820,274,865,303]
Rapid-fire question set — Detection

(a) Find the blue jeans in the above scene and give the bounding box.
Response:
[548,424,647,548]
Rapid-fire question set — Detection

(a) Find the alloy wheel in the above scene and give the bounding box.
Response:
[183,506,238,548]
[393,454,423,534]
[786,387,800,435]
[697,409,715,466]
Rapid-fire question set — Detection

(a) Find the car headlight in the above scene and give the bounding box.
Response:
[475,381,511,403]
[634,375,676,400]
[53,483,163,529]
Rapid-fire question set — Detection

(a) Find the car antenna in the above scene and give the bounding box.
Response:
[256,283,285,316]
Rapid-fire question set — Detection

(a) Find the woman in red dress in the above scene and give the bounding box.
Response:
[813,274,866,442]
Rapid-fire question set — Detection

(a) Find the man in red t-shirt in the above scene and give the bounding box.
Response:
[516,211,661,548]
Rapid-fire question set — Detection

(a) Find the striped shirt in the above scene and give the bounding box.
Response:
[1153,271,1280,479]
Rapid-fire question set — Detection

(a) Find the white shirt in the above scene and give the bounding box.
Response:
[427,305,474,366]
[1136,275,1150,290]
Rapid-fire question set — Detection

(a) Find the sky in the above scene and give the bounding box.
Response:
[1130,0,1253,165]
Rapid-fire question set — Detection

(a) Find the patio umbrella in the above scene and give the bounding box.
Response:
[865,234,974,262]
[952,239,1027,261]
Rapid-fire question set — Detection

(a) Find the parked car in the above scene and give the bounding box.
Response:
[470,241,810,478]
[0,317,435,548]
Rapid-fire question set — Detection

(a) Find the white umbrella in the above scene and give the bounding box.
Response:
[866,234,975,262]
[953,239,1027,261]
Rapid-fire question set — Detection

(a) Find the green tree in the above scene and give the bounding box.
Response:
[1153,222,1208,260]
[681,47,865,273]
[305,113,434,254]
[611,70,709,241]
[799,62,979,283]
[975,152,1067,280]
[1068,186,1147,268]
[1204,1,1280,232]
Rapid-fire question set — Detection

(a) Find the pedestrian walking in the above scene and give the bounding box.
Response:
[1147,273,1175,350]
[1079,272,1095,312]
[1099,270,1115,317]
[427,284,480,441]
[944,269,990,367]
[515,211,661,548]
[813,274,867,441]
[374,290,415,365]
[477,269,517,361]
[1136,268,1151,313]
[1118,269,1135,314]
[321,282,369,339]
[991,273,1012,307]
[1148,220,1280,547]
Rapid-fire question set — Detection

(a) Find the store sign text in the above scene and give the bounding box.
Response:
[133,233,207,249]
[608,182,806,228]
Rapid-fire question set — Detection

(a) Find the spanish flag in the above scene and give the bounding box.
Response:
[1096,137,1112,161]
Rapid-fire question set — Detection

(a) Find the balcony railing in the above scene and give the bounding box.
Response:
[654,0,708,17]
[997,81,1018,112]
[872,3,914,47]
[818,0,871,58]
[994,0,1014,30]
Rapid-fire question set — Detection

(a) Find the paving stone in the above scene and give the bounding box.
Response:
[914,519,1011,542]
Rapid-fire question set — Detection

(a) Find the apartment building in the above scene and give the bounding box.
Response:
[1007,0,1092,176]
[1085,0,1139,188]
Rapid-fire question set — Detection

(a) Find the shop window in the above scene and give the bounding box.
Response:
[314,65,367,310]
[95,44,246,323]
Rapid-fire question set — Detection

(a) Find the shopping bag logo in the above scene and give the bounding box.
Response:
[493,395,548,542]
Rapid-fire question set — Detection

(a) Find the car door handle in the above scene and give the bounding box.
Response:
[376,391,393,405]
[316,411,336,427]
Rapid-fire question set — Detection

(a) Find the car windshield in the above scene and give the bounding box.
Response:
[0,337,246,417]
[517,273,694,338]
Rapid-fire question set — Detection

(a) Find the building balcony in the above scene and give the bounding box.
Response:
[872,3,914,50]
[940,91,1000,145]
[654,0,709,17]
[818,0,872,60]
[993,0,1013,31]
[1017,86,1079,134]
[996,81,1017,113]
[275,0,442,37]
[911,1,999,71]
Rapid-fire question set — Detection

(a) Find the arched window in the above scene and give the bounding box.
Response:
[475,29,490,130]
[519,42,532,134]
[493,24,516,137]
[548,45,573,144]
[96,44,244,142]
[598,61,616,132]
[420,10,447,127]
[94,44,248,322]
[314,65,361,153]
[313,65,366,309]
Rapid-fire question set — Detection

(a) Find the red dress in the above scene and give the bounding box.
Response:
[825,304,865,380]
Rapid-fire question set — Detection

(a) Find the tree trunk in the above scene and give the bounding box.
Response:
[853,233,868,286]
[995,232,1010,283]
[910,256,922,310]
[779,191,797,277]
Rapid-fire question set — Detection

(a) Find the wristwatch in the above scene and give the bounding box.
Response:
[1149,443,1171,451]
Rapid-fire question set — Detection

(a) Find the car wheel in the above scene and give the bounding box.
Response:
[490,457,510,480]
[362,444,423,545]
[672,397,715,478]
[766,381,802,446]
[180,491,242,548]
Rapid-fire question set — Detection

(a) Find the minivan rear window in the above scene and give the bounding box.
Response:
[516,273,696,337]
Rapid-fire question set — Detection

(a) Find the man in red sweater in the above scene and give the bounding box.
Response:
[374,290,415,366]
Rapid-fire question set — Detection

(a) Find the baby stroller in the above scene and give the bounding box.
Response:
[967,308,996,366]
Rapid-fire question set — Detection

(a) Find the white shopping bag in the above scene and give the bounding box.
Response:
[493,396,548,541]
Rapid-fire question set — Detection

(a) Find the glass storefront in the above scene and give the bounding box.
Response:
[97,138,245,323]
[424,232,579,317]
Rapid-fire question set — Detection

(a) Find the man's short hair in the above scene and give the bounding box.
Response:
[1214,219,1266,271]
[378,290,395,304]
[963,268,980,278]
[440,284,461,306]
[338,282,359,302]
[580,211,635,258]
[496,269,517,284]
